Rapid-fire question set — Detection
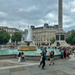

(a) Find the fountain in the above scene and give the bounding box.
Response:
[6,38,14,48]
[18,26,37,51]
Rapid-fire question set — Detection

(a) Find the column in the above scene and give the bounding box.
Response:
[58,0,63,30]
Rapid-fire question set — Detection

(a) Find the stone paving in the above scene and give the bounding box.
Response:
[0,55,75,75]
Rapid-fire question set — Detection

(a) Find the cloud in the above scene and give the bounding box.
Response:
[63,15,71,23]
[0,20,10,27]
[63,24,74,28]
[0,20,30,31]
[71,8,75,12]
[0,0,74,32]
[62,0,75,31]
[45,13,54,18]
[0,11,7,17]
[18,5,38,13]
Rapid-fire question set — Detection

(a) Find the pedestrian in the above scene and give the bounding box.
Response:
[60,49,64,59]
[66,50,69,58]
[18,52,21,62]
[63,48,66,59]
[49,52,54,65]
[52,51,54,61]
[42,53,46,69]
[73,50,75,57]
[39,53,43,67]
[70,49,72,55]
[21,52,25,62]
[44,50,47,60]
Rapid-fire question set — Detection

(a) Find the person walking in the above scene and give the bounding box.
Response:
[44,50,47,60]
[49,52,54,65]
[18,52,21,62]
[39,53,43,67]
[52,51,54,61]
[42,53,46,69]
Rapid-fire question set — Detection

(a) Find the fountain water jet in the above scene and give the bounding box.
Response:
[18,26,37,51]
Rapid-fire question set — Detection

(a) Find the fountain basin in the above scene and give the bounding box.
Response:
[18,46,37,51]
[0,49,60,60]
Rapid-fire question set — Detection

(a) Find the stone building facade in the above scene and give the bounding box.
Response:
[0,26,19,36]
[31,23,58,47]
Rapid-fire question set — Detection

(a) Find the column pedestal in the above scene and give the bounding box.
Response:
[51,30,70,47]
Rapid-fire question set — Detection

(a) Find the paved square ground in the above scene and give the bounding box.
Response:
[0,55,75,75]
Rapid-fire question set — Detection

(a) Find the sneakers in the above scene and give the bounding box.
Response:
[49,63,54,65]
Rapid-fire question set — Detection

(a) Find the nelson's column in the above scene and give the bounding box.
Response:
[51,0,70,47]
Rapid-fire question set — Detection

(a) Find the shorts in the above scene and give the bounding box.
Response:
[50,58,53,62]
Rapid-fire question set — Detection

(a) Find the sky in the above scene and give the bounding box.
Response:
[0,0,75,32]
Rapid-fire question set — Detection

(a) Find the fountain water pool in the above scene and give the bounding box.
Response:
[0,49,60,55]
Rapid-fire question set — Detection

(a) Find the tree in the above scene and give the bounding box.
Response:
[50,38,55,44]
[73,37,75,44]
[0,30,10,44]
[11,32,22,44]
[66,30,75,45]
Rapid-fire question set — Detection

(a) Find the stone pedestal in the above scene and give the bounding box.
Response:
[51,30,70,47]
[51,40,70,47]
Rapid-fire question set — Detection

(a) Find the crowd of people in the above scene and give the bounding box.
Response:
[17,47,75,70]
[39,47,75,69]
[60,47,75,59]
[18,52,25,62]
[39,47,55,69]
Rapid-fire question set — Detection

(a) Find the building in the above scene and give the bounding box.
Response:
[0,26,19,36]
[31,0,70,47]
[31,23,58,47]
[23,0,69,47]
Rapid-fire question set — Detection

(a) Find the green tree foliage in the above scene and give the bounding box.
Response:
[51,38,55,44]
[66,30,75,45]
[0,30,10,44]
[11,32,22,43]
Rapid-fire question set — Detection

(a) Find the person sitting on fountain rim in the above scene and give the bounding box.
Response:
[21,52,25,62]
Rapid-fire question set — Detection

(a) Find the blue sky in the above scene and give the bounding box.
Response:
[0,0,75,32]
